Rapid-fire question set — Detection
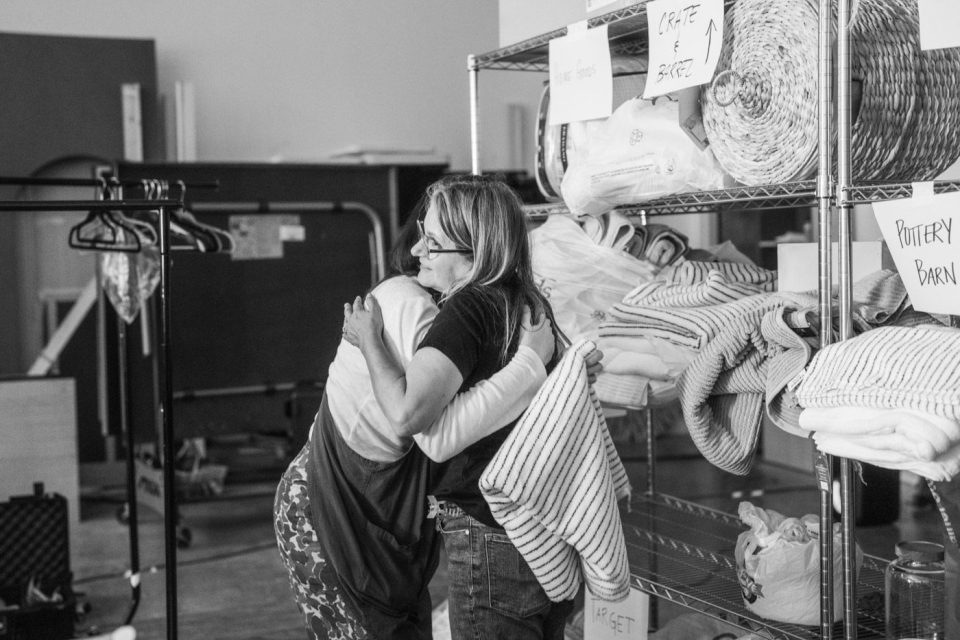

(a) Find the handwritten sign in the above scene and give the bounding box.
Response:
[548,23,613,125]
[584,587,649,640]
[643,0,724,99]
[918,0,960,51]
[873,184,960,315]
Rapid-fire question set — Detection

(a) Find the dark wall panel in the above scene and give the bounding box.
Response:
[0,31,160,376]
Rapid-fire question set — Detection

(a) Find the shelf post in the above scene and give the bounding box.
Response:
[158,204,179,640]
[468,54,481,175]
[816,0,836,635]
[836,0,858,637]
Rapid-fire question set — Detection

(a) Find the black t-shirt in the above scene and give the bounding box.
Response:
[417,285,516,527]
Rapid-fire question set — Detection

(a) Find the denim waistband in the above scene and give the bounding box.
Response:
[427,495,466,519]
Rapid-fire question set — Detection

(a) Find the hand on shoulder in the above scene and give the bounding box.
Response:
[342,294,383,349]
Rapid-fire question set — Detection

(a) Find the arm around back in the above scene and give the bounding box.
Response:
[344,294,465,437]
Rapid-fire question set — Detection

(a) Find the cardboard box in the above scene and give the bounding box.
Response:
[777,241,896,293]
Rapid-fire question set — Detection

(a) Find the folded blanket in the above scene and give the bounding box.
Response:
[678,306,815,475]
[812,435,960,481]
[594,371,651,409]
[667,260,777,290]
[791,324,960,420]
[608,292,792,351]
[798,407,960,461]
[623,269,770,308]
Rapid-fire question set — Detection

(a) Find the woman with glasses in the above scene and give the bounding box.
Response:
[274,179,562,640]
[344,174,591,640]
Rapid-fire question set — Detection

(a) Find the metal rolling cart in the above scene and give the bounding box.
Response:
[465,3,960,638]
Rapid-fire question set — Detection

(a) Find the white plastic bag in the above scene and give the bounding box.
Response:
[530,215,658,341]
[560,96,726,216]
[734,502,862,625]
[100,233,161,324]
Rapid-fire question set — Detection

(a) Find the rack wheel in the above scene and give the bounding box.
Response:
[176,525,192,548]
[116,503,130,525]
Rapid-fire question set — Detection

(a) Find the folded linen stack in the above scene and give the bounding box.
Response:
[799,407,960,481]
[792,324,960,481]
[596,260,785,420]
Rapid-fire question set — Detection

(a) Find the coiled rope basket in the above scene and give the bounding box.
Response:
[700,0,960,185]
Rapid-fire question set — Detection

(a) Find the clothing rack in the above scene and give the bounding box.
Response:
[0,175,220,192]
[0,179,217,640]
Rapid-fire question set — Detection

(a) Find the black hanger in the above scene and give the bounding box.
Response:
[68,182,143,252]
[68,208,143,253]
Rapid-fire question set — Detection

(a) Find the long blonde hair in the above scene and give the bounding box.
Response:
[427,174,562,364]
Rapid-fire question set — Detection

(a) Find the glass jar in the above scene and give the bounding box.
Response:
[885,540,946,640]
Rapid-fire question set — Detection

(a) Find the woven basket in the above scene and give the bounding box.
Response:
[702,0,960,186]
[848,0,918,181]
[700,0,823,186]
[874,0,960,180]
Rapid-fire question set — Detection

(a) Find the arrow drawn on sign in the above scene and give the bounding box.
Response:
[705,18,717,63]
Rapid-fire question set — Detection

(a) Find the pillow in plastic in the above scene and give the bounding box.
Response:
[561,95,727,216]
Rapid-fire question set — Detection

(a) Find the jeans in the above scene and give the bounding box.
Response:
[436,506,573,640]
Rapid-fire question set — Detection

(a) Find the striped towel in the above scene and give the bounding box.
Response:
[678,306,815,475]
[792,324,960,420]
[480,340,632,602]
[668,260,777,290]
[593,371,650,409]
[606,293,780,350]
[625,269,769,308]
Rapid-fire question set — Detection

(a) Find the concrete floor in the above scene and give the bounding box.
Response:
[69,430,947,640]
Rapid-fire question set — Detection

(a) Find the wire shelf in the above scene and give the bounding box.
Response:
[472,1,740,72]
[524,181,818,219]
[623,493,887,639]
[847,179,960,204]
[523,178,960,220]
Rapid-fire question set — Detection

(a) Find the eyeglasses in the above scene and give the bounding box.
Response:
[417,218,472,257]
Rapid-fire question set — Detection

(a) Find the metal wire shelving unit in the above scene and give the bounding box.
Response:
[469,2,960,639]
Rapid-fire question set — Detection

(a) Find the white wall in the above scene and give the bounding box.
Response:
[0,0,543,172]
[498,0,584,46]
